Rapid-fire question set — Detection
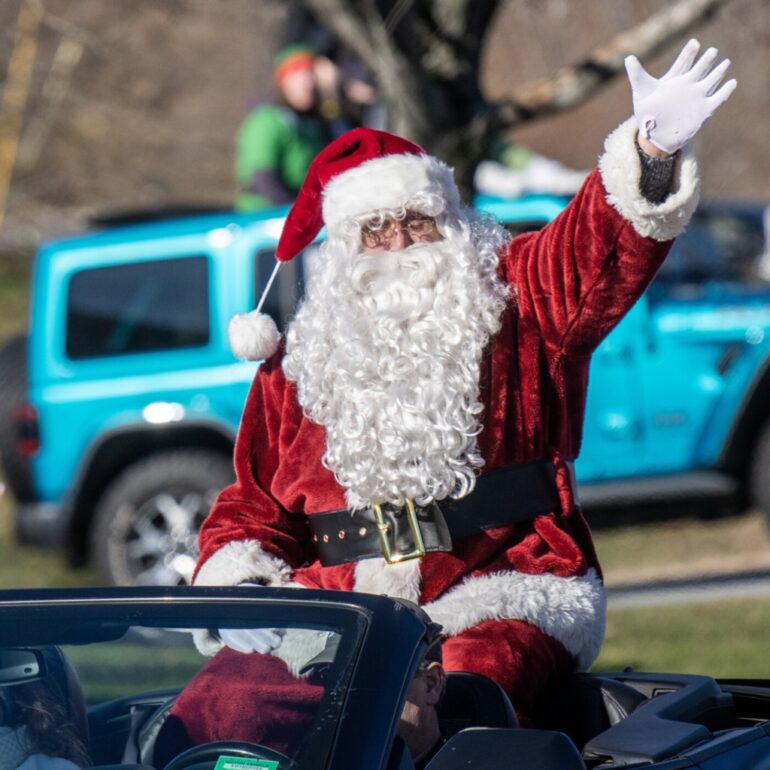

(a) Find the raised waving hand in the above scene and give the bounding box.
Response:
[626,39,736,155]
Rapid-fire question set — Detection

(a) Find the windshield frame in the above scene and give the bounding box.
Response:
[0,586,434,770]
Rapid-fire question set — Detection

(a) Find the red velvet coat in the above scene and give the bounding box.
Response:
[193,119,700,716]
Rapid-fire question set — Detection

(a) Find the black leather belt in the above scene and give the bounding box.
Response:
[309,461,569,566]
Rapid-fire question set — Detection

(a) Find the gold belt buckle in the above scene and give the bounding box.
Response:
[372,499,427,564]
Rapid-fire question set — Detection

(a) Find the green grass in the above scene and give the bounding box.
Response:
[592,512,770,677]
[592,509,770,586]
[596,597,770,678]
[0,251,30,339]
[0,480,98,588]
[65,642,204,702]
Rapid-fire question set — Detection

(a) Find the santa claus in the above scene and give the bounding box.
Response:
[191,40,734,721]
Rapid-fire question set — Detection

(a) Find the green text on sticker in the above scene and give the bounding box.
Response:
[213,756,279,770]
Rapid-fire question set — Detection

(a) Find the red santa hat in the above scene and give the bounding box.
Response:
[228,127,461,361]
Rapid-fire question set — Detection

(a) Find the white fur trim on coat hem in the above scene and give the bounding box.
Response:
[423,568,606,671]
[599,117,699,242]
[194,539,293,588]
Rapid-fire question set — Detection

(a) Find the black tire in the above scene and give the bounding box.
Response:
[91,449,234,586]
[0,334,34,501]
[750,423,770,526]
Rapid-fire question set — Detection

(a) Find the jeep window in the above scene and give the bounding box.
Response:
[654,204,769,286]
[66,257,209,359]
[504,220,549,237]
[255,248,308,329]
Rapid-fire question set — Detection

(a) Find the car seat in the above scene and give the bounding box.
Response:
[438,672,519,737]
[0,646,90,754]
[533,673,648,748]
[44,645,91,750]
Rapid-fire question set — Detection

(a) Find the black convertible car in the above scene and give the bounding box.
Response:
[1,586,770,770]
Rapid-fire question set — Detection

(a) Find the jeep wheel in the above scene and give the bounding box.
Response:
[0,334,34,501]
[91,450,234,586]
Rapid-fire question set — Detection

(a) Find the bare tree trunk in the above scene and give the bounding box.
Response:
[17,36,83,173]
[302,0,734,198]
[0,0,42,230]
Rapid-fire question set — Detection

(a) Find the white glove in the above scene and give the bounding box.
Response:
[219,627,285,654]
[625,39,736,155]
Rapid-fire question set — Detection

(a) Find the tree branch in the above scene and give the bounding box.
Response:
[433,0,501,43]
[302,0,438,140]
[300,0,379,66]
[496,0,735,128]
[363,1,435,140]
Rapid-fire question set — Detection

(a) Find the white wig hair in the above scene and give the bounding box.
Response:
[283,193,511,510]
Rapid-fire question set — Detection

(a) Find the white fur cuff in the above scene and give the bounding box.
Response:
[191,599,324,664]
[194,539,293,588]
[192,628,223,656]
[271,628,335,676]
[192,539,300,658]
[599,117,699,242]
[353,557,422,604]
[424,568,607,671]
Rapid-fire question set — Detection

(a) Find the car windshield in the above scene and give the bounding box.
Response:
[0,590,366,770]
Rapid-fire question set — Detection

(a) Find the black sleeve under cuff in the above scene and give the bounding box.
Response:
[636,141,678,204]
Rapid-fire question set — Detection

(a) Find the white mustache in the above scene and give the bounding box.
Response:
[349,243,444,293]
[349,243,446,320]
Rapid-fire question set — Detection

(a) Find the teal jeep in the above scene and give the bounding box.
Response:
[1,196,768,585]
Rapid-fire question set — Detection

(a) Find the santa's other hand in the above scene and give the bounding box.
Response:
[625,38,736,155]
[219,627,285,654]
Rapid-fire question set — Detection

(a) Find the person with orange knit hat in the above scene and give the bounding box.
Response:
[194,40,736,728]
[235,45,332,212]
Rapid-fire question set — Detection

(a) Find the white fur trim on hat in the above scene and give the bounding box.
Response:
[194,539,293,588]
[424,568,606,671]
[228,310,280,361]
[599,117,699,242]
[322,153,461,233]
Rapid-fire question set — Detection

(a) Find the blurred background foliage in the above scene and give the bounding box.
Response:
[0,0,767,252]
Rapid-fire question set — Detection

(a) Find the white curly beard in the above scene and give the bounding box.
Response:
[283,211,510,510]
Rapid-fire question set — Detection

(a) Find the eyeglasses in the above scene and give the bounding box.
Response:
[360,212,440,249]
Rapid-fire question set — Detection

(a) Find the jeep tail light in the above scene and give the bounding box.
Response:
[14,403,40,458]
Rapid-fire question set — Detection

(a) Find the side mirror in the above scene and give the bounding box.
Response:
[0,648,45,686]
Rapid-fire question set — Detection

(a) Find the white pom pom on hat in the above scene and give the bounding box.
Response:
[228,259,282,360]
[228,310,280,361]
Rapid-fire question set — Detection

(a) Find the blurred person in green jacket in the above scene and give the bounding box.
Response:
[236,45,332,212]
